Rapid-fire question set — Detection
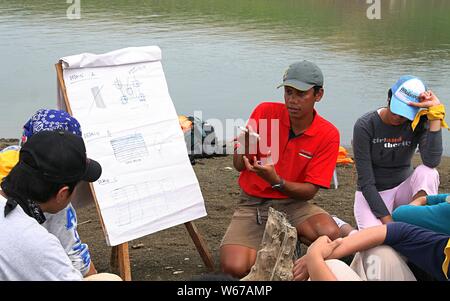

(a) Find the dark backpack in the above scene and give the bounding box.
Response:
[183,116,224,164]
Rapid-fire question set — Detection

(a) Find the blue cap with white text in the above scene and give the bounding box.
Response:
[390,75,427,121]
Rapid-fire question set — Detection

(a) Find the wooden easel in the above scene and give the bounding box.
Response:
[55,63,215,281]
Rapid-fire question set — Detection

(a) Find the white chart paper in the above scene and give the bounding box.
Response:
[59,46,207,246]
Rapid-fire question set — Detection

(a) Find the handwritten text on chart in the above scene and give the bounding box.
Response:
[69,72,98,83]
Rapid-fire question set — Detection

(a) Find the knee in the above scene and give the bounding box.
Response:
[310,218,341,241]
[317,223,340,240]
[220,259,250,279]
[414,164,439,180]
[220,248,252,278]
[299,216,341,242]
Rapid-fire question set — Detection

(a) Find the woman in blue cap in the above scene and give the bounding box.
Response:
[352,76,447,230]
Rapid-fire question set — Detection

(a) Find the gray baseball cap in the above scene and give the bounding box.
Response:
[277,61,324,91]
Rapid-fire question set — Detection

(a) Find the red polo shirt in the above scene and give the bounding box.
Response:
[239,102,340,199]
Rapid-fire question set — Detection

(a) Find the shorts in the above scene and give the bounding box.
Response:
[220,191,328,250]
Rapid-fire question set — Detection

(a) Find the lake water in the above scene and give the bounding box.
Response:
[1,0,450,152]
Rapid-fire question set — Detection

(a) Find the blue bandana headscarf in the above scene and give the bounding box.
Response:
[5,109,83,223]
[21,109,82,145]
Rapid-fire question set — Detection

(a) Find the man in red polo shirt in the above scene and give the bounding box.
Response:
[220,61,341,278]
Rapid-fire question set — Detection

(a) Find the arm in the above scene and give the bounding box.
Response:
[417,125,443,168]
[353,119,391,221]
[326,225,387,259]
[392,201,450,235]
[242,129,339,201]
[293,226,387,280]
[233,130,258,172]
[233,152,246,172]
[412,91,443,167]
[426,194,449,205]
[234,109,261,172]
[305,236,343,281]
[243,154,319,200]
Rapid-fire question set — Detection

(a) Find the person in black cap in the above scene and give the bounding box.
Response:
[0,131,119,280]
[0,109,99,277]
[220,61,341,278]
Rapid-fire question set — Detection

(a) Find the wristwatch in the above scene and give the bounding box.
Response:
[271,177,285,190]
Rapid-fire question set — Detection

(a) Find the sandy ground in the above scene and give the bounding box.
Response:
[1,138,449,280]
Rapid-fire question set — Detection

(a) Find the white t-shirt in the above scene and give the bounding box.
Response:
[0,194,83,281]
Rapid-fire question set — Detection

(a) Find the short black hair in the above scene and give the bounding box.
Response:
[313,86,323,96]
[387,89,393,105]
[1,163,77,204]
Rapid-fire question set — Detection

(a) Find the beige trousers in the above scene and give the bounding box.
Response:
[326,246,417,281]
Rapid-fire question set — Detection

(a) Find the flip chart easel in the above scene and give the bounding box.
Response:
[55,61,214,281]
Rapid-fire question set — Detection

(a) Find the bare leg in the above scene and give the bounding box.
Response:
[220,245,257,278]
[296,213,340,245]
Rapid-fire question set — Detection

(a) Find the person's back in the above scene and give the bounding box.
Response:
[0,191,82,280]
[0,131,105,280]
[0,109,95,276]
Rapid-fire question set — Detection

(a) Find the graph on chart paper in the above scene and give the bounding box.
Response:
[112,179,175,226]
[110,133,149,164]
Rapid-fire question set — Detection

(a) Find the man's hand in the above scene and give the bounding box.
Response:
[233,125,260,171]
[243,152,280,185]
[409,90,441,108]
[236,125,259,156]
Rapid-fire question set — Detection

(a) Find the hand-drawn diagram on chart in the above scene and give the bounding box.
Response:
[110,133,149,164]
[89,75,147,109]
[112,179,176,226]
[90,86,106,108]
[113,75,146,105]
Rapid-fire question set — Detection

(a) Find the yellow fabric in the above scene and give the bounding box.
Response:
[443,239,450,279]
[411,104,450,131]
[0,149,19,180]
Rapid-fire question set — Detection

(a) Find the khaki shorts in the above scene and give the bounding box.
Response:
[220,191,327,250]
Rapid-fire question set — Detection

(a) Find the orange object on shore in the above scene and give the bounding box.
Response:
[337,146,354,164]
[178,115,193,133]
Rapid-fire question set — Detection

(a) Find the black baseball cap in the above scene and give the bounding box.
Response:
[18,131,102,184]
